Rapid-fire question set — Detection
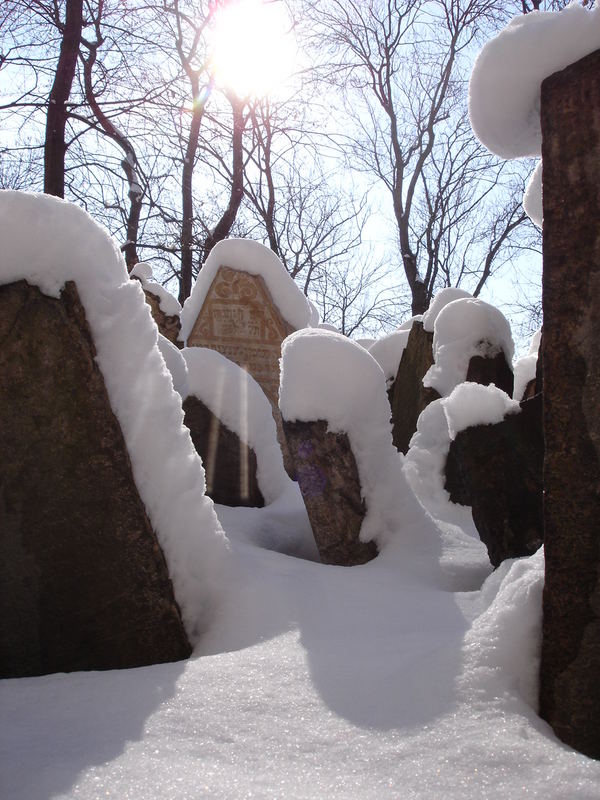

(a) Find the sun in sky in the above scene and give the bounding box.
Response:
[209,0,296,99]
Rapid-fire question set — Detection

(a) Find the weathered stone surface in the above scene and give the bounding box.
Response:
[283,419,377,566]
[465,349,514,397]
[538,50,600,759]
[445,394,544,568]
[187,265,294,474]
[391,322,440,453]
[143,287,182,348]
[0,280,191,679]
[182,394,264,507]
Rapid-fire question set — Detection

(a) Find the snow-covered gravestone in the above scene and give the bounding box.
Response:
[386,290,514,455]
[0,192,226,678]
[130,262,182,347]
[444,389,544,568]
[469,4,600,759]
[538,47,600,761]
[390,319,437,454]
[181,347,288,508]
[423,297,514,401]
[280,330,405,566]
[389,290,471,454]
[179,240,318,473]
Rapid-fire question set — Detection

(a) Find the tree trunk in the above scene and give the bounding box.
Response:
[179,75,203,304]
[44,0,84,197]
[82,37,144,269]
[203,99,246,262]
[539,47,600,761]
[410,280,428,316]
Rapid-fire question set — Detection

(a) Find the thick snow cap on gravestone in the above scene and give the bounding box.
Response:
[130,261,182,317]
[422,288,472,333]
[0,190,227,644]
[280,329,439,555]
[179,239,319,342]
[469,3,600,159]
[424,298,514,398]
[182,347,288,504]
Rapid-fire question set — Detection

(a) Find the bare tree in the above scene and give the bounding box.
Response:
[166,0,216,300]
[78,1,147,267]
[241,94,389,328]
[44,0,84,196]
[520,1,588,11]
[201,93,249,262]
[312,256,402,336]
[303,0,532,315]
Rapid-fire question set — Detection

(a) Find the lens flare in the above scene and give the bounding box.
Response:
[210,0,296,99]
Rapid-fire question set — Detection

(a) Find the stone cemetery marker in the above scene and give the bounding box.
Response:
[0,280,191,678]
[445,394,543,568]
[283,419,377,566]
[130,263,182,348]
[183,394,264,507]
[391,322,440,454]
[186,265,294,470]
[187,266,293,406]
[142,286,182,347]
[539,48,600,760]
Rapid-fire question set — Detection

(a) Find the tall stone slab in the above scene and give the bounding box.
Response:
[187,266,293,406]
[465,350,514,398]
[186,266,294,472]
[0,280,191,678]
[182,394,264,507]
[444,394,544,568]
[539,49,600,759]
[283,419,377,566]
[143,287,182,348]
[391,322,440,453]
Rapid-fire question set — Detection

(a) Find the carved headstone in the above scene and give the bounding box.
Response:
[391,322,440,453]
[445,394,544,568]
[283,419,377,566]
[538,49,600,760]
[183,394,264,507]
[0,280,191,679]
[186,266,294,472]
[143,287,182,348]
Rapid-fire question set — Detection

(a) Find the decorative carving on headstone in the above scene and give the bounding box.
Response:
[445,394,544,568]
[283,419,377,566]
[0,280,191,679]
[187,266,293,404]
[391,322,440,454]
[143,287,182,348]
[538,49,600,760]
[182,395,264,507]
[187,266,294,473]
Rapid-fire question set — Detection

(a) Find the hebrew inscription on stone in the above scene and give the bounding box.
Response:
[187,266,294,408]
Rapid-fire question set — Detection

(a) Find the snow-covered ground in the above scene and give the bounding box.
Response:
[3,521,600,799]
